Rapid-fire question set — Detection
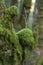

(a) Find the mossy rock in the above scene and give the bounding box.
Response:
[5,6,18,15]
[0,27,22,65]
[17,28,35,51]
[0,0,18,30]
[3,6,18,29]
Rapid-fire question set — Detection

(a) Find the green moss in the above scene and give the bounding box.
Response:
[0,0,18,30]
[3,6,18,29]
[0,1,22,65]
[17,28,35,51]
[0,17,3,26]
[7,6,18,15]
[4,11,13,29]
[0,0,6,12]
[0,1,36,65]
[5,6,18,15]
[0,27,22,65]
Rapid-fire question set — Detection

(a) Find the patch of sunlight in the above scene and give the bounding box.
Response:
[32,0,36,3]
[30,0,36,13]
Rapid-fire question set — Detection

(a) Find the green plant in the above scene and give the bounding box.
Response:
[0,0,18,30]
[0,27,22,65]
[0,1,22,65]
[17,28,35,50]
[17,28,35,65]
[0,0,36,65]
[3,5,18,30]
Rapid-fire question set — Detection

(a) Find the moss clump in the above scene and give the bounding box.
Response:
[0,0,18,30]
[0,1,22,65]
[3,6,18,29]
[17,28,35,50]
[0,27,22,65]
[4,6,18,16]
[0,0,36,65]
[7,6,18,15]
